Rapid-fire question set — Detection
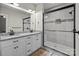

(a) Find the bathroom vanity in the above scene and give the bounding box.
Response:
[0,32,42,56]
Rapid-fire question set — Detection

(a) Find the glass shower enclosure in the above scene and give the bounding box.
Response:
[44,4,75,56]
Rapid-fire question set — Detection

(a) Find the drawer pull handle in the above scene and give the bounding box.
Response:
[14,46,18,49]
[16,46,18,48]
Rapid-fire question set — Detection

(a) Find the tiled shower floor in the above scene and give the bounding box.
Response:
[42,47,68,56]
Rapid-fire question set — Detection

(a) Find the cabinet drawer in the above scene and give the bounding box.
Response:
[26,44,32,49]
[35,34,41,39]
[13,45,25,56]
[23,36,32,41]
[25,42,32,50]
[26,49,32,56]
[35,38,41,41]
[0,37,25,47]
[25,45,32,56]
[25,39,31,43]
[34,34,41,42]
[0,40,13,47]
[27,37,32,41]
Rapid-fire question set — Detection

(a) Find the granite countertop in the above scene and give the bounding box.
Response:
[0,32,41,40]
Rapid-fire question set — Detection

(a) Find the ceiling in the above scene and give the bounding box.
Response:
[19,3,64,10]
[18,3,69,11]
[43,3,64,10]
[44,3,74,12]
[19,3,36,11]
[1,3,72,13]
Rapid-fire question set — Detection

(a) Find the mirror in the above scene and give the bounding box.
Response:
[0,3,33,33]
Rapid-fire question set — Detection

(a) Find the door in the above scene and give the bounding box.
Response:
[44,5,75,56]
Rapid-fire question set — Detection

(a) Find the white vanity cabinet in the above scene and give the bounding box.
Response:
[32,34,42,52]
[0,32,42,56]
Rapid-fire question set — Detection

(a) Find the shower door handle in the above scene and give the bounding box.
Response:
[75,31,79,34]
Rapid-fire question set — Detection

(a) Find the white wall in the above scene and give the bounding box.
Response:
[30,13,36,31]
[30,4,44,32]
[0,4,30,33]
[35,4,44,32]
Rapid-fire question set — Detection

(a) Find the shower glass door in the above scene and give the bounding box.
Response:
[44,6,74,56]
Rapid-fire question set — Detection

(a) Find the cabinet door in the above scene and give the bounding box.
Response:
[32,34,42,52]
[13,37,25,56]
[1,44,25,56]
[35,34,42,48]
[1,37,25,56]
[1,46,15,56]
[13,45,25,56]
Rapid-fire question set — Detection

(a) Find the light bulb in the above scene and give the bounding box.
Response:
[28,9,32,12]
[10,3,19,7]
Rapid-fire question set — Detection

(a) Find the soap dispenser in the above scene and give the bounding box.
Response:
[9,30,14,35]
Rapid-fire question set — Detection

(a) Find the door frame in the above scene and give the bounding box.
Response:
[43,4,76,56]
